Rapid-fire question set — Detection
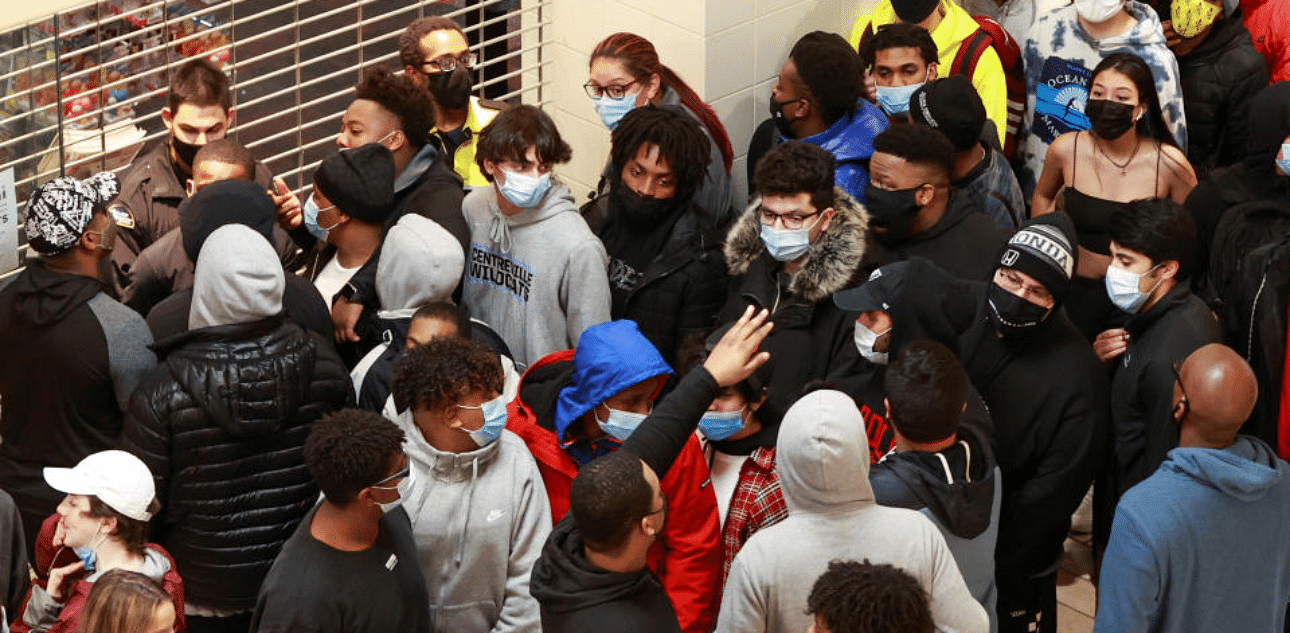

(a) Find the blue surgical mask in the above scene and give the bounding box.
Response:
[303,194,339,242]
[497,169,552,209]
[875,81,926,117]
[595,404,650,442]
[1277,143,1290,177]
[759,222,815,262]
[459,394,510,448]
[71,530,108,573]
[699,408,746,441]
[594,92,638,130]
[1105,262,1162,313]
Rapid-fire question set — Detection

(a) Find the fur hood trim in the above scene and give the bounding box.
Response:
[723,187,869,303]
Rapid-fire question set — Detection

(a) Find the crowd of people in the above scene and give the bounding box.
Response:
[2,1,1290,632]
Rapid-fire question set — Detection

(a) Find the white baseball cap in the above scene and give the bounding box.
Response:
[43,450,156,521]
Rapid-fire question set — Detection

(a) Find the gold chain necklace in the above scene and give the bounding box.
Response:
[1097,133,1141,176]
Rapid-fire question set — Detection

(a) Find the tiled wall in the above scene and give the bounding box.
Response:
[545,0,879,205]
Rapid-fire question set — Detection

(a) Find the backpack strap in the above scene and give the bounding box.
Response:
[950,28,993,80]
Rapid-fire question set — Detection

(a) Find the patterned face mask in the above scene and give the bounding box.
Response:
[1171,0,1222,38]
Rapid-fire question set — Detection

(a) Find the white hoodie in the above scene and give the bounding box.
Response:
[716,390,988,633]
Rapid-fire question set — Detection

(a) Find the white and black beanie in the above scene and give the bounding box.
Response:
[25,172,120,256]
[997,213,1077,305]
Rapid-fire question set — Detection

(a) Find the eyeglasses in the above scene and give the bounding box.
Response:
[422,52,476,73]
[371,461,410,490]
[758,206,819,230]
[996,269,1054,304]
[584,79,639,99]
[1171,360,1190,417]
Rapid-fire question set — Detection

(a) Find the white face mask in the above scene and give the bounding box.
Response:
[854,322,892,365]
[1105,262,1162,314]
[1074,0,1125,23]
[373,469,415,514]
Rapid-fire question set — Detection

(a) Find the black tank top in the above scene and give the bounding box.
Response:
[1062,132,1162,256]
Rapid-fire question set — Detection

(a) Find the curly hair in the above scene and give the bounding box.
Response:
[392,337,503,414]
[304,409,406,506]
[354,67,435,149]
[859,22,938,72]
[398,16,467,69]
[806,559,934,633]
[753,141,836,211]
[475,105,572,183]
[610,106,710,203]
[789,31,864,126]
[872,124,954,184]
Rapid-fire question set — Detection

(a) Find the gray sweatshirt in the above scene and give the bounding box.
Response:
[394,409,551,633]
[716,390,989,633]
[461,183,610,368]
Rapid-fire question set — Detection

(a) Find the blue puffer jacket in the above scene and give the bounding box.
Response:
[797,98,889,204]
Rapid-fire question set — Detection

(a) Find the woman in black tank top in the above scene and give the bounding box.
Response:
[1030,53,1196,339]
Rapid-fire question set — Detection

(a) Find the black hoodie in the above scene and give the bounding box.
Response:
[0,261,156,551]
[876,189,1011,282]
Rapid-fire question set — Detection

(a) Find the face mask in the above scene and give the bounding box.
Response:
[497,169,552,209]
[87,223,117,252]
[864,184,923,244]
[375,469,415,514]
[769,99,800,138]
[1171,0,1222,37]
[1084,99,1137,140]
[72,528,108,573]
[1074,0,1125,23]
[1105,262,1163,313]
[595,92,638,131]
[303,194,339,242]
[1276,143,1290,177]
[699,408,746,441]
[460,394,510,448]
[425,66,473,111]
[759,220,816,262]
[171,134,202,169]
[595,404,649,442]
[613,181,678,220]
[854,322,891,365]
[986,282,1051,336]
[875,81,925,117]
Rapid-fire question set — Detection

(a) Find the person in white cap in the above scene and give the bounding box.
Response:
[12,450,184,633]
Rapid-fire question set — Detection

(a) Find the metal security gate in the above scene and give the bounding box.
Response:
[0,0,550,278]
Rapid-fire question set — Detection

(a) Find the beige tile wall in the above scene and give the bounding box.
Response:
[545,0,879,204]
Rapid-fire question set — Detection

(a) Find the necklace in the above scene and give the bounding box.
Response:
[1097,133,1141,176]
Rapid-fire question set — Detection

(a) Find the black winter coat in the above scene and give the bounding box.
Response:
[1176,16,1269,180]
[121,317,352,611]
[585,196,730,366]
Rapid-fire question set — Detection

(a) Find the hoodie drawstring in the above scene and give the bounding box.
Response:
[487,211,512,254]
[934,441,972,484]
[454,456,479,568]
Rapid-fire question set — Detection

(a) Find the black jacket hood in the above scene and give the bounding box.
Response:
[6,261,103,327]
[530,516,664,614]
[518,357,575,435]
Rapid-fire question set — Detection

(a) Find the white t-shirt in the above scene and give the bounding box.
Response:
[708,449,750,525]
[313,257,360,305]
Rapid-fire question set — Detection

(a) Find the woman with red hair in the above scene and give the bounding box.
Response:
[586,32,736,223]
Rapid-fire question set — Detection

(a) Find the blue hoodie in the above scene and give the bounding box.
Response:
[1094,435,1290,633]
[794,98,888,204]
[554,320,673,446]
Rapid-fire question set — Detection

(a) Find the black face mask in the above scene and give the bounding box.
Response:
[425,66,473,111]
[986,282,1051,337]
[865,183,923,245]
[770,99,800,138]
[612,181,679,222]
[171,135,202,172]
[1084,98,1136,140]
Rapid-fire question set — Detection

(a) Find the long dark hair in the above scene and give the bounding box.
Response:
[592,33,733,174]
[1089,52,1178,148]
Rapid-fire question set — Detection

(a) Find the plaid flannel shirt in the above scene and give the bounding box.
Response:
[717,445,788,586]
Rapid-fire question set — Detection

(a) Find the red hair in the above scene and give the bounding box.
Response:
[591,33,733,174]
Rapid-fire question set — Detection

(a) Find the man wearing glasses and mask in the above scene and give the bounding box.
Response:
[400,16,510,188]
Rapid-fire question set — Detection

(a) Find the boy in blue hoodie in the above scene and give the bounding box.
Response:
[1095,343,1290,633]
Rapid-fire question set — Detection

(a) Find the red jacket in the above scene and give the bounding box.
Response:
[1242,0,1290,83]
[507,349,722,633]
[11,514,186,633]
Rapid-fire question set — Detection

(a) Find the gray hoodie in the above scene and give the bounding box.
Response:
[189,224,284,330]
[716,390,989,633]
[393,409,551,633]
[461,182,610,368]
[376,214,465,320]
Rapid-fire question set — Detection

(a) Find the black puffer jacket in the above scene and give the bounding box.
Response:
[584,195,730,365]
[121,317,352,611]
[1176,16,1269,180]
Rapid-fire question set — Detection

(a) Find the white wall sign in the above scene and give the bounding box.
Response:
[0,168,16,273]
